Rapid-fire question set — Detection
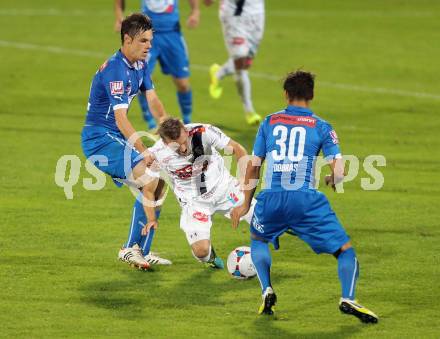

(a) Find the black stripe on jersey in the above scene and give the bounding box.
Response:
[234,0,246,16]
[190,126,208,195]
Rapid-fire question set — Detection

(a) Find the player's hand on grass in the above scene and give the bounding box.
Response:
[203,0,215,6]
[142,221,158,235]
[187,10,200,29]
[230,205,249,229]
[325,174,336,191]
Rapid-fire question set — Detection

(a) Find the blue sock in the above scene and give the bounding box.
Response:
[125,193,146,248]
[337,248,359,300]
[177,90,192,124]
[251,238,272,294]
[140,209,161,255]
[138,93,157,129]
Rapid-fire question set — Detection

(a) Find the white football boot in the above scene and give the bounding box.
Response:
[144,252,172,265]
[118,244,150,270]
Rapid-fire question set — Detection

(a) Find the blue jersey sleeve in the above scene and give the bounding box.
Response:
[253,121,267,158]
[320,122,342,160]
[101,63,129,111]
[140,62,154,92]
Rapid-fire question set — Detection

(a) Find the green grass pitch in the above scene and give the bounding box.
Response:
[1,0,439,337]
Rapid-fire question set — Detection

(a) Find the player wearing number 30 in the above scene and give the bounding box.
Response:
[231,70,378,323]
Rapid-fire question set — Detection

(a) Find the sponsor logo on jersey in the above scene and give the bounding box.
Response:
[232,37,245,45]
[172,164,193,179]
[330,130,339,144]
[227,192,240,205]
[189,126,205,136]
[270,114,316,127]
[193,211,209,223]
[171,160,210,180]
[110,81,124,95]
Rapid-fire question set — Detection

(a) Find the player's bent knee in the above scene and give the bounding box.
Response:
[333,241,353,258]
[173,77,191,92]
[191,239,211,261]
[340,241,352,252]
[251,233,267,242]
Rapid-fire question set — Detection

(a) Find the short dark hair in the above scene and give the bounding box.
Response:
[121,13,153,44]
[283,70,315,101]
[158,118,184,141]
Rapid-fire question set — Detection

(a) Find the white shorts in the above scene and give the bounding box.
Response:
[220,13,265,59]
[179,175,254,245]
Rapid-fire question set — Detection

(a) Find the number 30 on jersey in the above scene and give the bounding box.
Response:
[272,126,306,162]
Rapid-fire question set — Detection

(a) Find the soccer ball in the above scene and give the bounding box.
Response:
[227,246,257,279]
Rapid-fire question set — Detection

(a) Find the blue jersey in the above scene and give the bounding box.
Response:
[253,105,341,192]
[141,0,180,32]
[85,50,154,133]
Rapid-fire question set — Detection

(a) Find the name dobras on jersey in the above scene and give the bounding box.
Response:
[149,124,231,200]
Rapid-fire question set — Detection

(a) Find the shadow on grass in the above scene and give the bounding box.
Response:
[251,319,363,339]
[79,263,294,318]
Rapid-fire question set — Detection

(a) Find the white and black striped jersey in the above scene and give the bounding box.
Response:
[220,0,265,17]
[149,124,231,201]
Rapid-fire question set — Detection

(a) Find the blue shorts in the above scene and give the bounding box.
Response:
[147,30,190,78]
[250,190,350,254]
[81,126,144,179]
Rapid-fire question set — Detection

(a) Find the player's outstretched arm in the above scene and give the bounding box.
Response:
[187,0,201,28]
[114,108,150,156]
[231,156,262,229]
[325,158,345,191]
[145,89,168,123]
[226,139,248,180]
[114,0,125,32]
[140,175,160,235]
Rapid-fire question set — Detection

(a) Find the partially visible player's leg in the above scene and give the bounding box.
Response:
[121,158,171,268]
[334,242,359,300]
[190,239,224,269]
[139,179,172,265]
[250,234,276,315]
[296,191,378,323]
[334,243,378,323]
[81,130,151,269]
[159,31,192,124]
[217,58,235,80]
[172,77,192,124]
[209,58,234,99]
[180,206,224,269]
[248,192,288,315]
[233,57,261,125]
[215,14,262,125]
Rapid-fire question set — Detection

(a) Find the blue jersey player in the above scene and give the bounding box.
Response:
[231,71,378,323]
[114,0,200,129]
[81,14,171,270]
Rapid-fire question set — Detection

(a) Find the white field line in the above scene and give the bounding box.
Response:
[0,8,437,18]
[1,39,439,101]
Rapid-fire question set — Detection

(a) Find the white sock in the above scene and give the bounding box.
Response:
[217,58,235,80]
[234,69,255,113]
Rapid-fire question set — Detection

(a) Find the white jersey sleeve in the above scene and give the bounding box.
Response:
[204,124,231,151]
